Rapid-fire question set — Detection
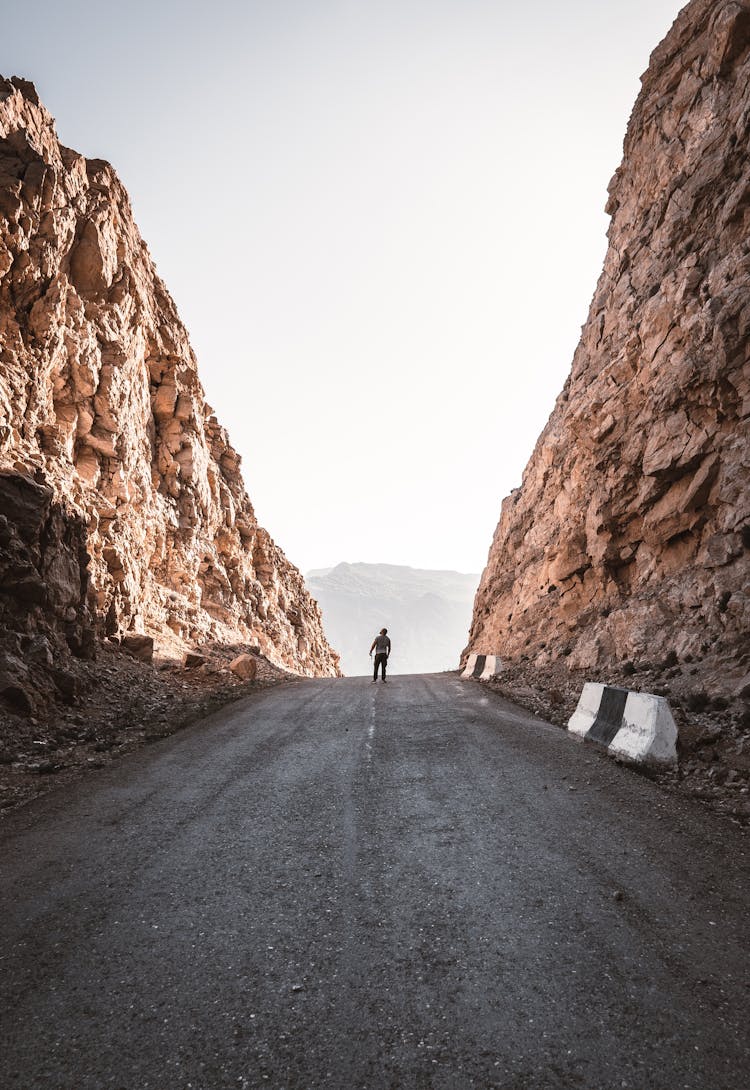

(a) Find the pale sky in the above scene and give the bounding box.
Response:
[1,0,685,574]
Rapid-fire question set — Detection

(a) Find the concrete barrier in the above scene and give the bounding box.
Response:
[461,654,503,681]
[568,682,677,766]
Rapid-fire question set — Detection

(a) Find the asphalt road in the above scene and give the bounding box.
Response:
[1,674,748,1090]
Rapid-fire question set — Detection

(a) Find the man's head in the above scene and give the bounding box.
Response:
[380,628,387,635]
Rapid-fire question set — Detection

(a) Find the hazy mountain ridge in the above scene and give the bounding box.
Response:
[307,563,479,676]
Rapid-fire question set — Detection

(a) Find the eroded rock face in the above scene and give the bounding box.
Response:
[0,76,339,678]
[469,1,750,684]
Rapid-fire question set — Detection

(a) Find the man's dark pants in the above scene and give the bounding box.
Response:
[374,653,388,681]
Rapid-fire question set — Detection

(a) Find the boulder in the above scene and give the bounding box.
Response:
[230,654,258,681]
[50,667,79,704]
[120,635,154,663]
[0,672,34,716]
[461,654,503,681]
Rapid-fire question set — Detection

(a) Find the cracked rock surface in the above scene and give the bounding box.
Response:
[0,75,339,742]
[469,2,750,748]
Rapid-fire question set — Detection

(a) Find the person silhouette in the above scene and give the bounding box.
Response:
[369,628,391,683]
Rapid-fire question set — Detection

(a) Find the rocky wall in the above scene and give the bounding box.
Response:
[0,76,339,679]
[468,1,750,697]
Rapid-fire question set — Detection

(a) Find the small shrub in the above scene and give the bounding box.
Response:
[686,689,709,712]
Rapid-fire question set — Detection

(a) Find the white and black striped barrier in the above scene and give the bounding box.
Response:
[568,682,677,767]
[461,654,503,681]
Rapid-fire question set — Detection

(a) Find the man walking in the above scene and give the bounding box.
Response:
[369,628,391,683]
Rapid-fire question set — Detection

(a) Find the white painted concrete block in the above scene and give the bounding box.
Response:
[609,691,678,766]
[461,654,503,680]
[567,682,606,739]
[461,654,479,679]
[567,682,677,767]
[479,655,503,680]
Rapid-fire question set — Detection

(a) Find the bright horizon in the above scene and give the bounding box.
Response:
[1,0,685,575]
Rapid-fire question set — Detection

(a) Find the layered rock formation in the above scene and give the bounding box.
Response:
[469,1,749,691]
[0,76,339,691]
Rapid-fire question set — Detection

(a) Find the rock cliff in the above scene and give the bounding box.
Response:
[0,75,339,692]
[469,1,749,698]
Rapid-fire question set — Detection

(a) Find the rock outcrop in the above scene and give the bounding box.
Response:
[468,1,749,699]
[0,75,339,692]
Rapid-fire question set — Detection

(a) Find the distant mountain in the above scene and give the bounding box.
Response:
[306,563,479,676]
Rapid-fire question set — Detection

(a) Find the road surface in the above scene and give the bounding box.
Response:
[1,674,748,1089]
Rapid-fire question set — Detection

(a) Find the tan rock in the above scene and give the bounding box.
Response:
[468,0,750,692]
[120,634,154,663]
[229,654,258,681]
[0,76,339,681]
